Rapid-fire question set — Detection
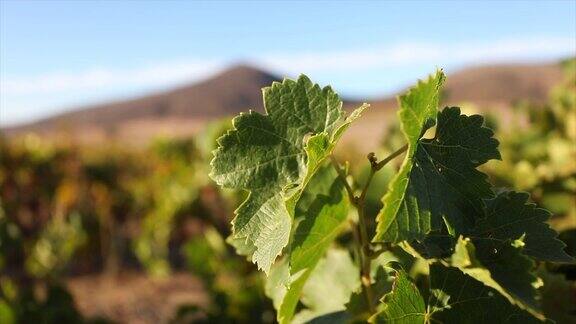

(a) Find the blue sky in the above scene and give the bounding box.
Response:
[1,1,575,126]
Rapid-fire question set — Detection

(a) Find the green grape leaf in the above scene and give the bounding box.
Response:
[371,266,544,324]
[210,75,366,273]
[265,256,291,312]
[267,165,351,324]
[476,191,573,263]
[449,237,544,320]
[429,264,543,324]
[374,70,445,243]
[346,267,393,321]
[375,102,500,242]
[407,189,572,263]
[369,270,427,324]
[291,249,360,324]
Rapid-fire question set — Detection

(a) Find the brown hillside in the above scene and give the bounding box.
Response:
[444,63,562,105]
[364,62,563,113]
[3,62,564,147]
[7,65,278,136]
[339,62,563,152]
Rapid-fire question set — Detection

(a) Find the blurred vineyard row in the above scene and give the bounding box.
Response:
[1,59,575,323]
[0,118,276,323]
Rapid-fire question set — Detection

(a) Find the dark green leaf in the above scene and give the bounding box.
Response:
[375,71,445,243]
[476,191,573,263]
[375,105,500,243]
[449,237,544,320]
[429,264,543,324]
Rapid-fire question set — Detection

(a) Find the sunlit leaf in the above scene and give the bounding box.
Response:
[211,75,366,272]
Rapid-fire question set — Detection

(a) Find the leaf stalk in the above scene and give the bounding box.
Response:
[374,144,408,171]
[329,144,407,315]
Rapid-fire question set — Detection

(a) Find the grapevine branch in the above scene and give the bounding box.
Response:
[330,144,407,314]
[207,71,569,322]
[374,144,408,171]
[329,155,356,205]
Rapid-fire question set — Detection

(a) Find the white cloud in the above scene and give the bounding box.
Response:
[2,36,574,97]
[255,36,575,73]
[1,36,574,126]
[1,59,223,95]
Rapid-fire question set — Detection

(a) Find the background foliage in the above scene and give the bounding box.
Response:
[0,60,574,323]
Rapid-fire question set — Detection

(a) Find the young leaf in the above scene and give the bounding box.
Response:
[369,270,427,324]
[429,264,542,324]
[210,75,366,272]
[476,191,573,263]
[291,249,360,324]
[374,104,500,243]
[269,165,352,324]
[265,257,290,313]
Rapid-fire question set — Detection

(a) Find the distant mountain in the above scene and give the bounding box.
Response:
[6,65,278,134]
[365,62,563,112]
[340,62,563,152]
[444,63,562,105]
[3,61,564,146]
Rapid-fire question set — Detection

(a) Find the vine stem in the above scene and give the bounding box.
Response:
[329,155,356,205]
[329,144,407,314]
[375,144,408,171]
